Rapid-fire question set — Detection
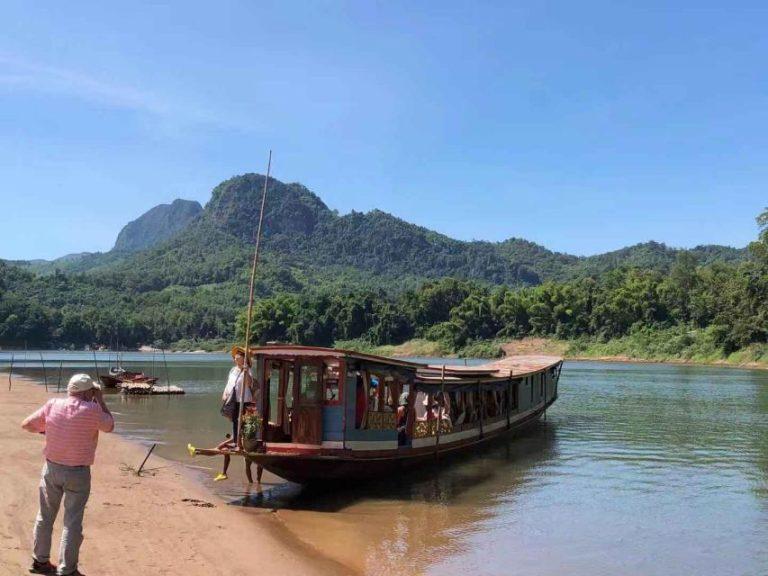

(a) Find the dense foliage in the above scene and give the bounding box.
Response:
[232,241,768,357]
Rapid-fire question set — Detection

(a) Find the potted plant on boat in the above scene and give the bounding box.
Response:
[241,411,262,452]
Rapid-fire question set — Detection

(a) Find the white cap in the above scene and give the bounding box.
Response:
[67,373,101,394]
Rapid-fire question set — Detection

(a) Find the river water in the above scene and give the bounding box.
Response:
[5,352,768,575]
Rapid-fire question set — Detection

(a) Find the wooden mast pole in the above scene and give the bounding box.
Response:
[237,151,272,450]
[92,350,100,382]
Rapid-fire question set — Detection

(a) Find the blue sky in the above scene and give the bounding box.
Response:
[1,1,767,260]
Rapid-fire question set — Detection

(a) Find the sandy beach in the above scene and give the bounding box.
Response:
[0,376,349,576]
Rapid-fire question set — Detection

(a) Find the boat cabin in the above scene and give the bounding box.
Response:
[250,345,562,456]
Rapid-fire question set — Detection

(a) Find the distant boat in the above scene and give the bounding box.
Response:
[99,367,158,388]
[191,345,563,483]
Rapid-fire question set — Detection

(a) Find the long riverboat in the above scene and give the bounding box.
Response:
[193,345,562,483]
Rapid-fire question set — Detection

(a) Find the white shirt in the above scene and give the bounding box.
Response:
[223,366,253,403]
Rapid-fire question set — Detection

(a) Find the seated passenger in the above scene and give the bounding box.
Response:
[368,376,379,412]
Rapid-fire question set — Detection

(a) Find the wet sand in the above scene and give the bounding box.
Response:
[0,376,349,576]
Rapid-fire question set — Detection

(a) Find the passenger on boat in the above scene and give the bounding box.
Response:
[368,375,380,411]
[215,348,255,482]
[433,393,452,422]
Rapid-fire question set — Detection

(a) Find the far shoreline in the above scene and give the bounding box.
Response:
[4,335,767,372]
[334,337,768,371]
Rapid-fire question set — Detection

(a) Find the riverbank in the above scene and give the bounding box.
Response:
[338,334,768,370]
[0,376,348,576]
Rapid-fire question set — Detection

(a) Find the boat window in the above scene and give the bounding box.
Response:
[413,389,453,437]
[323,360,341,405]
[369,374,381,412]
[510,380,520,411]
[285,367,294,409]
[299,364,321,403]
[355,372,366,428]
[268,362,281,426]
[283,365,294,435]
[450,390,472,428]
[359,369,400,429]
[464,390,477,423]
[435,392,451,423]
[353,368,410,430]
[483,389,502,419]
[383,376,396,411]
[415,391,429,421]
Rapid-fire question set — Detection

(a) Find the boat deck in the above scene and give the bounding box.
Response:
[419,355,562,381]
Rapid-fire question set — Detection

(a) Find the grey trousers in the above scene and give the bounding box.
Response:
[33,460,91,575]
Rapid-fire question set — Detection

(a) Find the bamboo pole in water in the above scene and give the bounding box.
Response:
[58,361,64,393]
[237,151,272,449]
[8,354,14,391]
[92,350,100,381]
[162,348,170,387]
[137,443,157,476]
[40,352,48,392]
[161,348,172,402]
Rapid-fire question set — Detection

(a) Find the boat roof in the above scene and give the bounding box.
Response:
[418,355,562,382]
[249,344,425,369]
[249,344,562,380]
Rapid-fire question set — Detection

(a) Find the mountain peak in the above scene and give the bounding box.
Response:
[203,173,331,242]
[112,199,203,252]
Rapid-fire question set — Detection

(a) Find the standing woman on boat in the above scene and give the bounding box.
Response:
[215,347,254,481]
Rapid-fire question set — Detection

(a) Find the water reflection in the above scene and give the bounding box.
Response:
[230,423,559,576]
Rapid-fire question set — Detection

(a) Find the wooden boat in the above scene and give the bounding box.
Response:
[99,368,158,389]
[191,345,563,483]
[98,373,123,388]
[120,382,185,395]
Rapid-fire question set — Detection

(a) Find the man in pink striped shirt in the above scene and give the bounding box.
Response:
[22,373,114,576]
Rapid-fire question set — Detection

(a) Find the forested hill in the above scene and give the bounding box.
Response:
[190,174,747,284]
[0,172,755,350]
[17,173,743,285]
